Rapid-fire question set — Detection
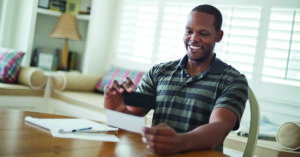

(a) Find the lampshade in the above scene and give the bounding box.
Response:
[50,13,81,40]
[49,13,81,70]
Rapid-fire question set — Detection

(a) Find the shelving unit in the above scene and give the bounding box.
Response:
[36,8,90,21]
[32,5,91,71]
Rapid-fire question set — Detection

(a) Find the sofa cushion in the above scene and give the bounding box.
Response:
[276,121,300,150]
[0,48,25,83]
[95,66,144,93]
[52,72,101,91]
[0,82,44,96]
[18,67,47,89]
[52,90,105,111]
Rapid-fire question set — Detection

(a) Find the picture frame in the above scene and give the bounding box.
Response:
[38,0,50,9]
[36,48,59,71]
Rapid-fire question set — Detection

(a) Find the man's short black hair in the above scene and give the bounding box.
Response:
[191,4,223,31]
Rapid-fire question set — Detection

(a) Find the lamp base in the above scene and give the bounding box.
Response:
[59,39,69,70]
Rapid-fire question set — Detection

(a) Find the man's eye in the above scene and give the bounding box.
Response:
[200,33,208,36]
[186,30,193,34]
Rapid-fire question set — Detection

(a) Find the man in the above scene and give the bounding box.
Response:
[104,4,248,155]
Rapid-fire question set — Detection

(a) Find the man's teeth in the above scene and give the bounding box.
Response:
[190,45,201,49]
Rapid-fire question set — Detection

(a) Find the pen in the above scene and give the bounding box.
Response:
[59,127,93,133]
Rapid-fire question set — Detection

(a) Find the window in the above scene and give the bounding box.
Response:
[155,2,194,64]
[215,5,261,80]
[263,8,300,86]
[114,0,262,81]
[114,0,159,70]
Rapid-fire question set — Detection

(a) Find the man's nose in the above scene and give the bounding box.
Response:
[190,33,200,41]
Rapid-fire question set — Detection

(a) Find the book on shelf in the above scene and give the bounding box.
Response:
[38,0,66,13]
[67,51,77,70]
[49,0,66,12]
[38,0,91,15]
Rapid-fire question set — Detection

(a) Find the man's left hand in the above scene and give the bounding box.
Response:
[141,123,185,155]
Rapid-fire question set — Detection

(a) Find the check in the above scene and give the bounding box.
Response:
[106,109,145,134]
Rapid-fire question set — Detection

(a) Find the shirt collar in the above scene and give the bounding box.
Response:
[176,54,227,74]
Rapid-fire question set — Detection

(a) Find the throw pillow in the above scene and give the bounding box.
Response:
[52,71,102,91]
[276,121,300,150]
[18,67,47,89]
[0,48,25,83]
[95,66,144,93]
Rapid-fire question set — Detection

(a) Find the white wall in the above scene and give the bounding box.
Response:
[81,0,120,75]
[0,0,38,66]
[13,0,38,66]
[0,0,17,48]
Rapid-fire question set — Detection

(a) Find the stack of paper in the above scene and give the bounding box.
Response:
[25,116,119,142]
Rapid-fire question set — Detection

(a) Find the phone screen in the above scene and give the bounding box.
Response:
[123,91,156,109]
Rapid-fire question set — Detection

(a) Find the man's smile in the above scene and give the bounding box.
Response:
[189,45,203,50]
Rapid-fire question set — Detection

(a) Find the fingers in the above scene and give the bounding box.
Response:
[104,80,124,95]
[142,123,172,136]
[142,127,176,155]
[104,77,135,95]
[141,125,175,145]
[147,142,173,154]
[141,123,180,154]
[122,77,135,92]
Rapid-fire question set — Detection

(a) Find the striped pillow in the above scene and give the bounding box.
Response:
[95,66,144,93]
[0,48,25,83]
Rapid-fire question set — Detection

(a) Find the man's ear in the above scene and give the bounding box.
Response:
[216,30,223,42]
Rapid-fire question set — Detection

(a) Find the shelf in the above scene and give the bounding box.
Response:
[37,8,90,21]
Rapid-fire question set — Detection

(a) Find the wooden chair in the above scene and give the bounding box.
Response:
[243,87,260,157]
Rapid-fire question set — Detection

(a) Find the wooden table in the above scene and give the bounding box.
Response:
[0,109,227,157]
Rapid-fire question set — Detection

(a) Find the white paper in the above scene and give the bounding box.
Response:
[25,116,118,132]
[106,109,145,134]
[25,116,119,142]
[51,131,120,142]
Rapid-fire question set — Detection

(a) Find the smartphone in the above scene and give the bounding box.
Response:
[123,91,156,109]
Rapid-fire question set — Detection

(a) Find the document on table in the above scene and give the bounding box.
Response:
[25,116,119,142]
[51,131,120,142]
[106,109,145,134]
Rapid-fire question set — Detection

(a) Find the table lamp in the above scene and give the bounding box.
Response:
[50,13,81,70]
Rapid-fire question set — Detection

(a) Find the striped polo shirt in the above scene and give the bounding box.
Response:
[136,54,248,133]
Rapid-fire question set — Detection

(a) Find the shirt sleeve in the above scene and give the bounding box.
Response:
[214,74,248,130]
[135,66,157,96]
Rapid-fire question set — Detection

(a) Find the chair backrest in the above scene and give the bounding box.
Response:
[243,87,260,157]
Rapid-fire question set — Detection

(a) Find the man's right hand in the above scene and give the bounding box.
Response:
[104,77,134,113]
[104,77,147,116]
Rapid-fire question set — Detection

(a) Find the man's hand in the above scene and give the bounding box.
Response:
[141,123,185,155]
[104,77,146,116]
[104,77,134,112]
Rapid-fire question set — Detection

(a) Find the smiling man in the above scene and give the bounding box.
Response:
[104,4,248,155]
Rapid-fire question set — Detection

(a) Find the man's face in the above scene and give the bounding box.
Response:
[183,11,223,62]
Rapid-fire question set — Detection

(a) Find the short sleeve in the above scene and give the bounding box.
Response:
[135,66,157,96]
[214,74,248,130]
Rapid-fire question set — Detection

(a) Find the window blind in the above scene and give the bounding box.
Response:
[115,1,261,77]
[215,6,261,80]
[263,8,300,86]
[155,2,194,64]
[114,0,158,70]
